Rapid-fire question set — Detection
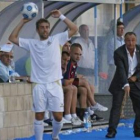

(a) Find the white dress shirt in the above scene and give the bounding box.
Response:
[123,47,138,88]
[126,48,138,78]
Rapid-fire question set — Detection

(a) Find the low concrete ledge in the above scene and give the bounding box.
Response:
[0,83,34,140]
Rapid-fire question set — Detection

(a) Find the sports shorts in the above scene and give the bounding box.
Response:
[32,80,64,112]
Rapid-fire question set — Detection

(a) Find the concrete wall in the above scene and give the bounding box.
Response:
[0,83,34,140]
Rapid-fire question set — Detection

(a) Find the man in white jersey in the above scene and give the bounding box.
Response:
[9,10,78,140]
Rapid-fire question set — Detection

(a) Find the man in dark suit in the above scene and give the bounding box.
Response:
[106,32,140,138]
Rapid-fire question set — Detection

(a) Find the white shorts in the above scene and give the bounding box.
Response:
[32,80,64,112]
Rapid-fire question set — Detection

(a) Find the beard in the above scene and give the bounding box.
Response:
[39,32,49,40]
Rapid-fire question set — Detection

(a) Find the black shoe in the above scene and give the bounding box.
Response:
[135,134,140,137]
[106,131,116,138]
[135,135,140,137]
[91,114,104,121]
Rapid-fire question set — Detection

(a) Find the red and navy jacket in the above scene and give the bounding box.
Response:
[64,60,77,79]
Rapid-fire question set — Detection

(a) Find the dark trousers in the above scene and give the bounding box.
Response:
[108,89,125,132]
[108,83,140,135]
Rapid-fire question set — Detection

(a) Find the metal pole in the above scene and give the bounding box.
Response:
[120,3,123,21]
[41,0,44,18]
[114,4,117,50]
[94,6,98,92]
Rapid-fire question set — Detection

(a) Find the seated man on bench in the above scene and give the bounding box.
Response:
[0,43,30,83]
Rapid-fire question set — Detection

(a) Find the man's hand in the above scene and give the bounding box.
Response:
[50,10,61,18]
[129,76,137,82]
[124,86,130,97]
[21,18,32,24]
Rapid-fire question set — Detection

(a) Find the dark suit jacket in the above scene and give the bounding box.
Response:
[109,44,140,93]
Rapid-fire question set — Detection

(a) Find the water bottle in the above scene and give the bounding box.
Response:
[83,112,92,132]
[9,70,15,83]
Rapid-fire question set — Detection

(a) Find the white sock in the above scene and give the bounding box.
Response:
[71,113,77,118]
[34,119,44,140]
[87,107,94,115]
[52,119,63,139]
[64,114,72,121]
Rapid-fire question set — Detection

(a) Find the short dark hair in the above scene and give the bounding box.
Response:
[62,51,70,57]
[71,43,82,51]
[36,18,50,29]
[125,32,136,38]
[117,21,124,27]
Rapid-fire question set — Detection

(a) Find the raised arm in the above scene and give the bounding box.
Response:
[50,10,78,38]
[9,19,30,46]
